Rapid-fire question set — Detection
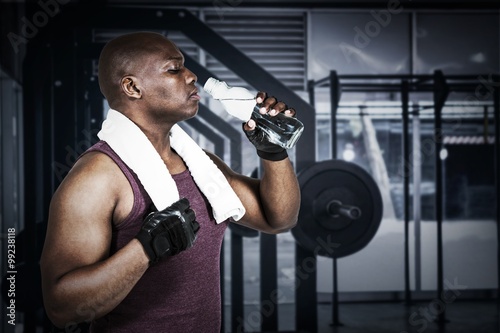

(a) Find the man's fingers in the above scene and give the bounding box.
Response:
[256,91,267,104]
[269,101,287,116]
[171,197,190,212]
[255,92,296,118]
[191,220,200,233]
[183,208,196,223]
[243,118,256,131]
[284,107,296,117]
[259,95,277,114]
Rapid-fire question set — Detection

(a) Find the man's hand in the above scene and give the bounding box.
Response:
[136,198,200,264]
[243,92,298,161]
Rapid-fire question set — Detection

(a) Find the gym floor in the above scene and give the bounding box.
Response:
[225,299,499,332]
[222,231,499,333]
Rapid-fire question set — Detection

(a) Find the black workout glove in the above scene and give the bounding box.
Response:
[243,117,288,161]
[136,198,200,265]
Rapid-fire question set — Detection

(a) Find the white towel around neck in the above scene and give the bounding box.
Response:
[97,108,245,223]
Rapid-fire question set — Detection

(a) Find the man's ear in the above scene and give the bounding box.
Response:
[120,76,142,99]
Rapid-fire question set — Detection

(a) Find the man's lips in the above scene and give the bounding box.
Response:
[190,89,200,100]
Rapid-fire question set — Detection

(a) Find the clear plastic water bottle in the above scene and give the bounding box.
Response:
[203,77,304,149]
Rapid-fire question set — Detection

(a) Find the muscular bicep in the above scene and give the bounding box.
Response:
[204,151,277,233]
[41,154,119,284]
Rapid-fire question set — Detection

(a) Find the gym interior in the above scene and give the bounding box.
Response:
[1,0,499,332]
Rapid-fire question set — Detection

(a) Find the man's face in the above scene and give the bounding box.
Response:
[136,37,200,123]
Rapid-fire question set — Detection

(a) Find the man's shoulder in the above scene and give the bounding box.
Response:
[59,144,123,193]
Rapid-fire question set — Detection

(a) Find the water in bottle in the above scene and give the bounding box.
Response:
[203,77,304,149]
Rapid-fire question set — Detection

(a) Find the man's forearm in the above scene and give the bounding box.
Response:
[44,239,149,328]
[259,158,301,231]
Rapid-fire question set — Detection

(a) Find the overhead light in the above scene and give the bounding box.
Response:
[439,148,448,160]
[470,52,486,63]
[342,143,356,161]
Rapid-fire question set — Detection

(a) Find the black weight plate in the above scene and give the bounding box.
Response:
[291,160,383,258]
[313,187,359,231]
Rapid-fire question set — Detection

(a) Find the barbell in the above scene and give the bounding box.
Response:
[227,159,383,258]
[291,159,383,258]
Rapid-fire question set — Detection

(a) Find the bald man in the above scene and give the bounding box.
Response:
[40,31,300,332]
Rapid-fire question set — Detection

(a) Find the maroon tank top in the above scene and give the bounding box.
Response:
[84,141,228,333]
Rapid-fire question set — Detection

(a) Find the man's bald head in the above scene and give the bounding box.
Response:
[97,31,174,107]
